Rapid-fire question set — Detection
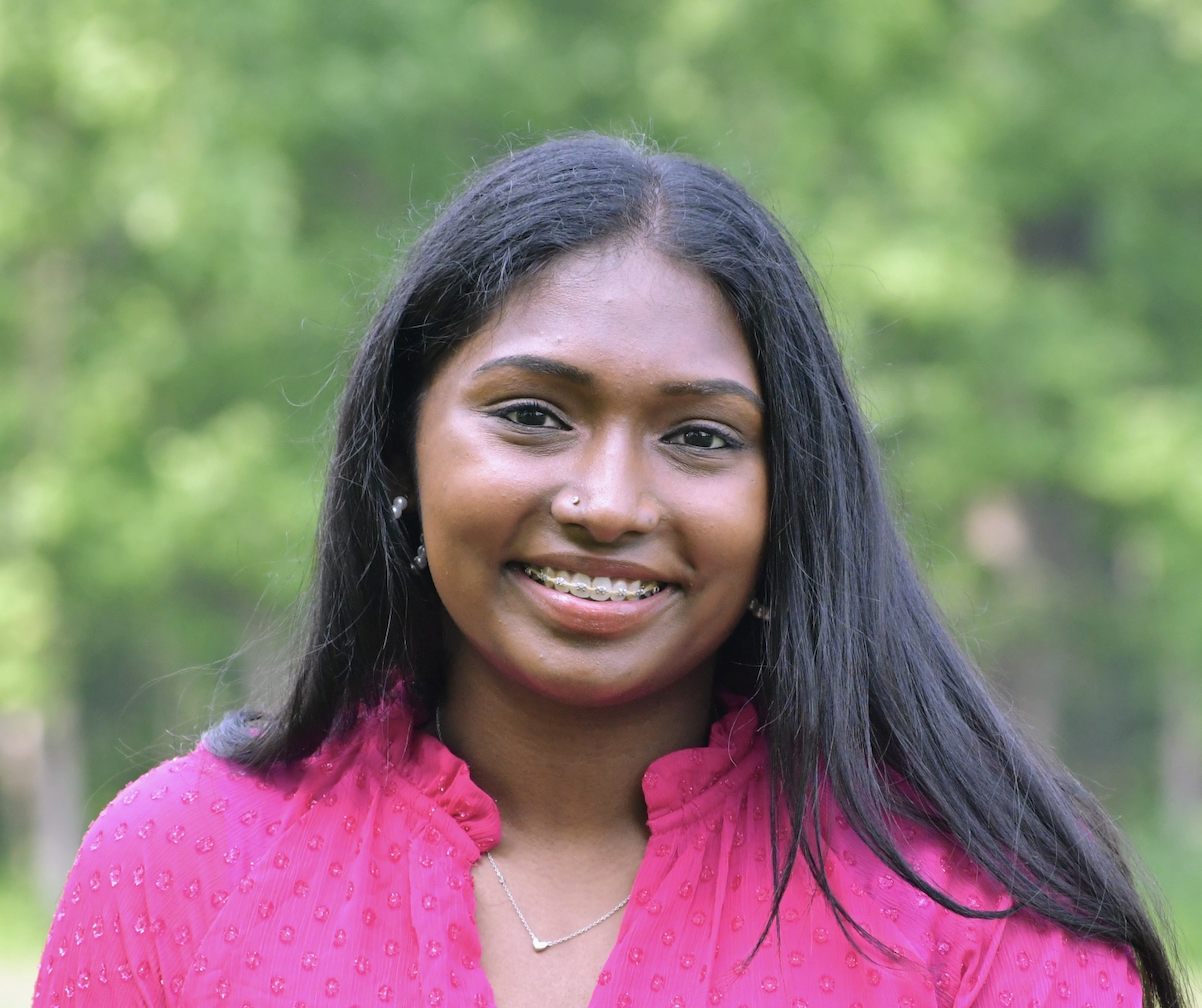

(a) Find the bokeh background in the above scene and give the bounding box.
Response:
[2,0,1202,1002]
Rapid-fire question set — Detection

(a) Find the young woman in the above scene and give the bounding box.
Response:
[35,135,1182,1008]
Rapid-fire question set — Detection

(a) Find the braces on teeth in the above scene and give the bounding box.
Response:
[522,565,664,602]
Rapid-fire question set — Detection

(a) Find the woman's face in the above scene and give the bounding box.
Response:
[413,242,768,707]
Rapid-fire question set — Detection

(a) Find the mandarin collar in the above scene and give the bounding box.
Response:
[357,693,762,851]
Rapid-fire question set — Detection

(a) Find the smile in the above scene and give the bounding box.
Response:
[521,564,665,602]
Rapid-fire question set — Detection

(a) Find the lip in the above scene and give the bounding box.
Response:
[508,564,678,637]
[517,552,682,586]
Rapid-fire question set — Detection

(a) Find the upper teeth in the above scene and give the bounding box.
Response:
[522,565,664,601]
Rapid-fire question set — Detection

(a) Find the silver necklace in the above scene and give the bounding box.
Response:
[434,708,631,952]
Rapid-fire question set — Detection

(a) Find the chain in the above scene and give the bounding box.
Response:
[485,852,629,951]
[434,708,631,952]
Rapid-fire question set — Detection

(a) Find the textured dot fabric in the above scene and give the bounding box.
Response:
[35,698,1141,1007]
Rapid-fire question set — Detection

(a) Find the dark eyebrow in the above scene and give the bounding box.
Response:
[472,354,593,385]
[473,356,763,410]
[659,378,764,412]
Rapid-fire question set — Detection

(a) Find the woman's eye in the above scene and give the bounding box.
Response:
[501,405,563,428]
[668,428,730,449]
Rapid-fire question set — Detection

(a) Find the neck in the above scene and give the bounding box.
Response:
[438,651,715,845]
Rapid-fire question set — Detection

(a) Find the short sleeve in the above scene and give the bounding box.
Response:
[966,908,1143,1008]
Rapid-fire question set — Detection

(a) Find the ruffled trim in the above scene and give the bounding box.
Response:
[355,696,503,852]
[285,695,504,854]
[642,694,764,832]
[301,691,762,850]
[399,728,502,851]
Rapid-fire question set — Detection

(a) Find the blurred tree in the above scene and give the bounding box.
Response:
[1,0,1200,916]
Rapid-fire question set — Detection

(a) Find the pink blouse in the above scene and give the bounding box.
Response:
[35,699,1140,1008]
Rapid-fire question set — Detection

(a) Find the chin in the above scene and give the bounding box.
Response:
[492,646,708,710]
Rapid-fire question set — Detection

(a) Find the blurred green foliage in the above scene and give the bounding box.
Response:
[2,0,1202,970]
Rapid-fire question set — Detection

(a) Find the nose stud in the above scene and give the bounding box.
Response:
[552,489,659,534]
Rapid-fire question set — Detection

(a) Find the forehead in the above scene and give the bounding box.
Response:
[444,243,759,391]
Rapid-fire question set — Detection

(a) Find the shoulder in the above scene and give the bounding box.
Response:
[34,745,291,1006]
[973,909,1142,1007]
[69,742,286,884]
[820,803,1005,1000]
[820,799,1141,1007]
[60,746,215,899]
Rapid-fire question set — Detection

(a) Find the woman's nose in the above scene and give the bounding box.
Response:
[549,431,660,543]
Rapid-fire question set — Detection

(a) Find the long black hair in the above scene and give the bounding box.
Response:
[207,133,1183,1006]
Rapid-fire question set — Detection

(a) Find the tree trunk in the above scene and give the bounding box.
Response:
[1160,669,1202,830]
[34,705,84,907]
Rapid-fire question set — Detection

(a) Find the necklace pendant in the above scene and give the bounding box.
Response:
[532,937,550,952]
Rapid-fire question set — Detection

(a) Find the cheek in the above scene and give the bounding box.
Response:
[415,419,539,564]
[685,473,768,589]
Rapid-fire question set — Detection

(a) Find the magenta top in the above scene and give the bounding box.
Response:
[35,698,1140,1008]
